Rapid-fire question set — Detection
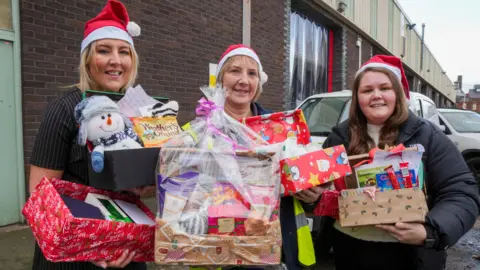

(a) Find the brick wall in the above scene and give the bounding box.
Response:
[251,0,286,111]
[20,0,286,177]
[457,100,480,112]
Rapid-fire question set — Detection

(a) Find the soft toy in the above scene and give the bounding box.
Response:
[75,95,143,172]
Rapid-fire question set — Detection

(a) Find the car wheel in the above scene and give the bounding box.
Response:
[466,156,480,193]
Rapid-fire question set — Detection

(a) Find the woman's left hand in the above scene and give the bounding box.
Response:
[91,249,136,269]
[376,222,427,245]
[129,185,156,198]
[293,183,331,204]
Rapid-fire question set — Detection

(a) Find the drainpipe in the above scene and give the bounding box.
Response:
[243,0,251,46]
[356,36,362,68]
[12,0,26,222]
[420,23,425,70]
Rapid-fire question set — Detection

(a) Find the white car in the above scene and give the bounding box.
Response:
[297,90,441,145]
[437,108,480,187]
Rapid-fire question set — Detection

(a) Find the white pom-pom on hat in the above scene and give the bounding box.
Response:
[216,44,269,86]
[260,71,268,85]
[127,21,141,37]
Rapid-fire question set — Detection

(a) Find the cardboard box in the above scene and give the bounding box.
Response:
[22,178,155,262]
[155,219,282,265]
[88,147,160,190]
[242,109,311,145]
[280,145,352,196]
[338,187,428,227]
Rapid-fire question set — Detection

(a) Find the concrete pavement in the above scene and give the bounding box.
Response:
[2,196,479,270]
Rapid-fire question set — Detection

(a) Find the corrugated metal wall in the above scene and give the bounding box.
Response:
[320,0,455,101]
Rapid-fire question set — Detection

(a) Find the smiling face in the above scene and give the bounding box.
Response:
[86,112,126,141]
[87,39,133,92]
[357,71,397,125]
[220,55,260,108]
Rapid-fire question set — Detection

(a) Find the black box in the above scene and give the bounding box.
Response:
[88,148,161,190]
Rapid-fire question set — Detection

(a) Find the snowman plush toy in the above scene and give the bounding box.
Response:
[75,95,143,173]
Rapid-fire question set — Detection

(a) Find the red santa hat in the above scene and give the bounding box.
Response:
[81,0,140,53]
[216,44,268,85]
[356,55,410,99]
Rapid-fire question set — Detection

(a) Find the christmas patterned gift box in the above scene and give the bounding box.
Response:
[22,177,155,262]
[242,109,311,145]
[207,182,250,236]
[280,145,352,196]
[338,187,428,227]
[207,183,279,236]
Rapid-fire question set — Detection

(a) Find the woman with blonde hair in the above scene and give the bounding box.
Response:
[212,44,329,270]
[322,55,479,270]
[29,0,147,269]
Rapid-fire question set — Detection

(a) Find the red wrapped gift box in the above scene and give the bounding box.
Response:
[22,177,155,262]
[208,183,279,236]
[313,190,340,219]
[208,182,249,235]
[280,145,352,196]
[242,109,311,145]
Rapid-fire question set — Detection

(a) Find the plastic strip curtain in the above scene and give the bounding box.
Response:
[288,12,329,109]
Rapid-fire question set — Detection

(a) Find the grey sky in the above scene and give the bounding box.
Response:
[396,0,479,93]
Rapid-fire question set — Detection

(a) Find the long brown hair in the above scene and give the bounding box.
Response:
[348,67,409,155]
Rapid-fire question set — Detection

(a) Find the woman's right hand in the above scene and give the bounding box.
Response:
[293,182,332,204]
[91,250,136,269]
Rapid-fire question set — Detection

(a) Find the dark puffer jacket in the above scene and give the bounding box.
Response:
[322,111,480,269]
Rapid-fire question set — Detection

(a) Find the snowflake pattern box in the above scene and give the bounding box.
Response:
[280,145,352,196]
[242,109,311,145]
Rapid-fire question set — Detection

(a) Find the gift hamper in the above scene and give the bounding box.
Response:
[154,86,282,266]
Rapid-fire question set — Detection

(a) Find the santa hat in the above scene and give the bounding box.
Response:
[216,44,268,85]
[74,95,132,145]
[81,0,141,53]
[356,55,410,99]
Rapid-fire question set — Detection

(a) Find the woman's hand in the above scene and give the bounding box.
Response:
[376,222,427,245]
[128,185,156,198]
[91,250,136,269]
[293,183,331,204]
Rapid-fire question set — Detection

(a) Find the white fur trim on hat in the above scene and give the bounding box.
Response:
[127,21,141,37]
[356,63,401,81]
[81,26,134,53]
[216,47,268,85]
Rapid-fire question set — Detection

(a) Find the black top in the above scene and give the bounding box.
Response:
[323,111,480,269]
[29,87,146,270]
[30,87,88,184]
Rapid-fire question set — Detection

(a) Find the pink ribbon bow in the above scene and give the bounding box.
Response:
[195,97,247,153]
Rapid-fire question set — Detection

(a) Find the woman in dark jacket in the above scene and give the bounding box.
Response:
[322,55,479,270]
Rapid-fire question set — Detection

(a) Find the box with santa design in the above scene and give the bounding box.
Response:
[22,177,155,262]
[280,145,352,196]
[241,109,311,145]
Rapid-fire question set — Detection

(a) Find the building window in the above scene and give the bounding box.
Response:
[288,12,329,108]
[0,0,13,31]
[473,103,477,111]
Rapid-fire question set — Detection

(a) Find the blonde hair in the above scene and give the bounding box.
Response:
[77,41,139,92]
[216,55,262,101]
